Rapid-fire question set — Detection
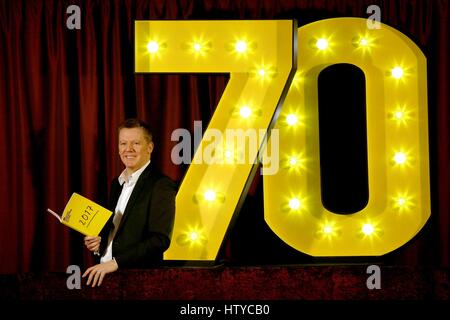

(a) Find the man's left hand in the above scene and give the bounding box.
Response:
[82,259,118,287]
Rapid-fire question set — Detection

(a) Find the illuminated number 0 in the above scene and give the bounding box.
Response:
[265,18,430,256]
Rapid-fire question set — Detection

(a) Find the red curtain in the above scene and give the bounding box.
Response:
[0,0,448,273]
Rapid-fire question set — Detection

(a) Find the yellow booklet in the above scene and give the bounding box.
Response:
[47,193,112,236]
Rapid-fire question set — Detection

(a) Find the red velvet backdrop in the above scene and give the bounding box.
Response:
[0,0,448,273]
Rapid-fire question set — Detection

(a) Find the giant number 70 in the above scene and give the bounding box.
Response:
[135,18,430,261]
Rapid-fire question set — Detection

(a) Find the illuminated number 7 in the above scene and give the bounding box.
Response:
[135,20,297,261]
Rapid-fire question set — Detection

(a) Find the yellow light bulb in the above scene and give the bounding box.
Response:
[316,38,328,50]
[193,43,202,51]
[224,150,233,159]
[289,198,301,210]
[203,190,217,202]
[253,63,275,81]
[394,111,404,120]
[323,226,333,234]
[289,157,298,166]
[391,106,411,125]
[391,67,404,79]
[286,153,306,171]
[239,106,252,118]
[235,40,247,53]
[362,223,374,235]
[394,194,412,211]
[189,231,199,241]
[286,114,298,126]
[353,35,374,52]
[146,41,159,53]
[393,152,407,165]
[397,197,406,206]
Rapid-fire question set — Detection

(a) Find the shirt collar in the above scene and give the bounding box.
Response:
[118,160,151,186]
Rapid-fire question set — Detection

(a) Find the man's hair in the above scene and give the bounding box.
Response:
[118,118,153,143]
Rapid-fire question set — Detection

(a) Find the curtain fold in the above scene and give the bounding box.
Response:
[0,0,448,273]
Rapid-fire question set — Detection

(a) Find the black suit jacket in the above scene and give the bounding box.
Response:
[99,163,176,268]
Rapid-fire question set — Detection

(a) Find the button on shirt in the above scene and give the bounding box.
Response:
[101,160,151,263]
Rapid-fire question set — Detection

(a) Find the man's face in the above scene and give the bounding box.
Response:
[118,127,153,173]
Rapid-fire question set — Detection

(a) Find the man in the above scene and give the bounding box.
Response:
[82,118,176,287]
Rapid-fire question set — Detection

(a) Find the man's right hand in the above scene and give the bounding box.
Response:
[84,236,101,252]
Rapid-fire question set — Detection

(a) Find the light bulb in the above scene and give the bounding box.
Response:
[286,114,298,126]
[316,38,328,50]
[146,41,159,53]
[289,198,301,210]
[362,223,374,235]
[359,38,368,46]
[235,40,247,53]
[239,106,252,118]
[393,152,407,165]
[394,111,404,120]
[289,157,298,166]
[323,226,333,234]
[391,67,404,79]
[203,190,217,202]
[193,43,201,51]
[189,231,199,241]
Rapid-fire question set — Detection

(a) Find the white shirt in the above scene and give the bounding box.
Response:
[101,160,151,263]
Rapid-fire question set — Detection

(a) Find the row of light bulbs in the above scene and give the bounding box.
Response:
[146,36,375,54]
[199,189,412,210]
[238,105,409,124]
[145,37,407,80]
[189,183,412,241]
[146,39,250,54]
[184,220,382,245]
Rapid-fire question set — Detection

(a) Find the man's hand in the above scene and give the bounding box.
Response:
[84,236,101,252]
[82,259,118,287]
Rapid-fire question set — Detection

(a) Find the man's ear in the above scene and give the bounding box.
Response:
[148,141,154,155]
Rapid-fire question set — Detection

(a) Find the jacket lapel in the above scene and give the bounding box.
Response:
[104,181,123,233]
[110,180,124,210]
[115,164,152,235]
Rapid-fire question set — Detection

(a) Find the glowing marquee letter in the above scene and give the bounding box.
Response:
[135,20,297,260]
[265,18,430,256]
